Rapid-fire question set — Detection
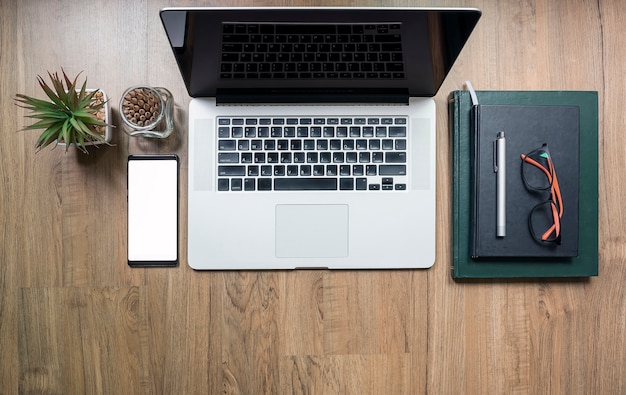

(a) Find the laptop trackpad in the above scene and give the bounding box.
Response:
[275,204,348,258]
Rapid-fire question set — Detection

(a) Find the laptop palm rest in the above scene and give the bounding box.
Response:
[275,204,348,258]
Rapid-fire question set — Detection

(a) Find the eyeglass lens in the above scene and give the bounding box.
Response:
[521,147,553,191]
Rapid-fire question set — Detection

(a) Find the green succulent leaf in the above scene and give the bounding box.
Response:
[15,69,113,153]
[36,123,64,151]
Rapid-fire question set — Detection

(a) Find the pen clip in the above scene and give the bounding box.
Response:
[493,139,498,173]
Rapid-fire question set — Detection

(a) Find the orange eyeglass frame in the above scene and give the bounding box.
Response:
[520,151,563,242]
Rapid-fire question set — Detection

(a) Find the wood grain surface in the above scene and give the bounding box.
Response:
[1,0,624,394]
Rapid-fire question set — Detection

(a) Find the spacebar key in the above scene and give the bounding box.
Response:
[274,178,337,190]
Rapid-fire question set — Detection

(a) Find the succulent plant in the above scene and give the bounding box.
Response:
[15,70,112,153]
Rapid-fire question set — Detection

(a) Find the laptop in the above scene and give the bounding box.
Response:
[160,7,481,270]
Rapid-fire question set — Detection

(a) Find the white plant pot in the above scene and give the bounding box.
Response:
[58,88,112,148]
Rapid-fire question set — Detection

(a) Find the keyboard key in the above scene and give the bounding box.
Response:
[219,140,236,151]
[254,152,266,163]
[241,153,253,163]
[389,126,406,137]
[237,140,250,150]
[218,178,229,191]
[267,152,279,163]
[274,178,337,190]
[232,127,244,137]
[261,165,273,176]
[218,127,230,138]
[258,178,272,191]
[356,178,367,190]
[218,153,239,163]
[280,152,292,163]
[218,165,245,176]
[251,139,262,150]
[294,152,305,163]
[287,165,298,176]
[274,165,285,176]
[290,140,302,150]
[385,152,406,163]
[244,178,256,191]
[231,178,243,191]
[379,165,406,175]
[340,178,354,190]
[300,165,312,176]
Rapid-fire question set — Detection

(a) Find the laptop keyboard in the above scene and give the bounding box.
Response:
[216,116,408,192]
[220,23,405,80]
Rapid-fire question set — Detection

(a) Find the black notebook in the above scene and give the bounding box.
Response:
[471,104,580,258]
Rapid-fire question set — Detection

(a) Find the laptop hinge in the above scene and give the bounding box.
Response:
[216,88,409,105]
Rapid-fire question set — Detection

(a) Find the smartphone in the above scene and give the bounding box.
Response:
[127,154,179,267]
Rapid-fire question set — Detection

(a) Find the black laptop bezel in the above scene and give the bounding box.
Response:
[160,7,481,101]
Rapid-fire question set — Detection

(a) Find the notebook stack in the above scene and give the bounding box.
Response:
[449,89,599,278]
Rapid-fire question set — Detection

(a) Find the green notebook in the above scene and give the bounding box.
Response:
[449,90,598,278]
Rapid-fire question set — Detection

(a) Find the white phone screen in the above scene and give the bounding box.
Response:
[127,155,178,266]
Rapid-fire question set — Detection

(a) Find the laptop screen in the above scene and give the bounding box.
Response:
[160,8,480,99]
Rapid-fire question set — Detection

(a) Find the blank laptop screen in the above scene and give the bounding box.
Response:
[160,8,481,98]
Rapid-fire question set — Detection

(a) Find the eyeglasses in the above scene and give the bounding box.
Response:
[520,144,563,244]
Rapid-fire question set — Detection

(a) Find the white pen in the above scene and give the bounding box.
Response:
[495,131,506,237]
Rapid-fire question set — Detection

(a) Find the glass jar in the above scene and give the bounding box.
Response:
[120,86,174,138]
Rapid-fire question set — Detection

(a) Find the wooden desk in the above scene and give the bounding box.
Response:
[2,1,624,393]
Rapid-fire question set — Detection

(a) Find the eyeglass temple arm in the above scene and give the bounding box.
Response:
[521,154,564,241]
